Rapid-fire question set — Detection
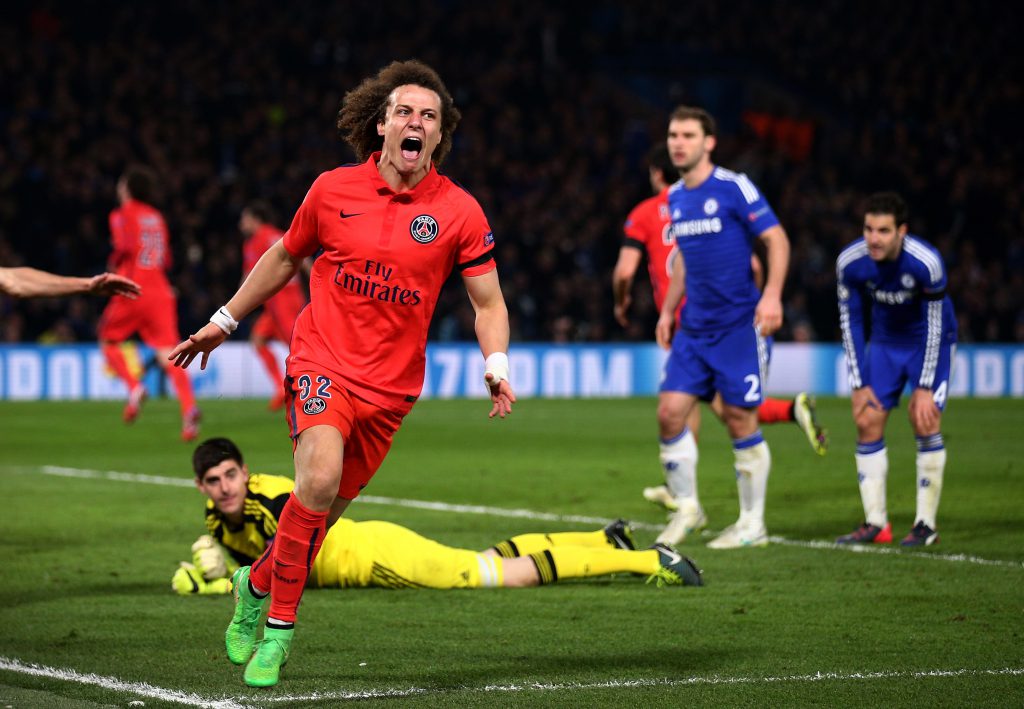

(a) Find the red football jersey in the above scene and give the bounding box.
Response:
[622,188,683,313]
[282,154,496,414]
[108,199,173,293]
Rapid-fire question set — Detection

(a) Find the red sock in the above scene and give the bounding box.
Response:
[266,496,328,624]
[102,344,139,389]
[757,397,794,424]
[162,364,196,414]
[255,344,283,389]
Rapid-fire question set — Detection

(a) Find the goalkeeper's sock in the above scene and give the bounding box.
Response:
[856,439,889,528]
[527,547,658,584]
[660,427,699,501]
[757,397,794,424]
[914,435,946,530]
[265,496,327,624]
[492,529,610,558]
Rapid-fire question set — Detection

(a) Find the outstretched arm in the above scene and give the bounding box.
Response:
[169,239,301,369]
[0,267,141,299]
[463,269,516,419]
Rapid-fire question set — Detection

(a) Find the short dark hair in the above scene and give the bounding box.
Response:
[864,191,908,226]
[669,106,717,138]
[336,59,461,166]
[243,200,275,225]
[122,164,159,203]
[646,145,678,183]
[192,437,244,480]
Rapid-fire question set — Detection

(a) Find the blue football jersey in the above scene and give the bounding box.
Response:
[667,166,779,332]
[837,234,957,390]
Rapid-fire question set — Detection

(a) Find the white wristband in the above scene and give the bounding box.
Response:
[209,306,238,335]
[484,352,509,389]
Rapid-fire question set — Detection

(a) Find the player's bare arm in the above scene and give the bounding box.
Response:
[463,270,515,419]
[169,240,302,370]
[612,247,642,327]
[655,251,685,349]
[754,225,790,336]
[0,267,141,299]
[908,387,941,434]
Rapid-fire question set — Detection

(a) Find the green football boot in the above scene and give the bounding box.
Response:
[244,626,294,688]
[225,566,268,665]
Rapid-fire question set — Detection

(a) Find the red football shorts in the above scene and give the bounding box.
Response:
[285,371,405,500]
[98,290,181,347]
[252,288,305,342]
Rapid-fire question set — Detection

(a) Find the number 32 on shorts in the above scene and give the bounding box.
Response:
[297,374,332,415]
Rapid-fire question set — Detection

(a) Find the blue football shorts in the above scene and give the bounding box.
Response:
[866,339,956,411]
[660,323,771,408]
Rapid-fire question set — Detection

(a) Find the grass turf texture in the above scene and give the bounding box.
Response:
[0,396,1022,707]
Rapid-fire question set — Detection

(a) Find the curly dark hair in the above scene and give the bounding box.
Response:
[337,59,461,166]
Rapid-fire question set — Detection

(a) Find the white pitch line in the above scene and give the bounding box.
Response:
[258,666,1024,703]
[0,656,251,709]
[33,465,1024,569]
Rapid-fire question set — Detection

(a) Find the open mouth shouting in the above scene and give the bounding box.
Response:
[401,136,423,161]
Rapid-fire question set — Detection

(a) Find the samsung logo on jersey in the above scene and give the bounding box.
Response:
[872,289,914,305]
[670,217,723,238]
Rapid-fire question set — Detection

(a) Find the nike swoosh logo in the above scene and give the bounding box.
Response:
[339,210,364,219]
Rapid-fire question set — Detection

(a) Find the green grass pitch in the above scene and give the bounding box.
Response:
[1,396,1022,707]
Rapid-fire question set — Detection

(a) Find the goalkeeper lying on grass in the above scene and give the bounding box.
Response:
[173,437,703,594]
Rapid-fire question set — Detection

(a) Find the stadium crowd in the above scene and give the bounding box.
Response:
[1,1,1020,346]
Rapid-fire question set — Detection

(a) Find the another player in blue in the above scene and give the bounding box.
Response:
[655,106,791,549]
[836,192,956,547]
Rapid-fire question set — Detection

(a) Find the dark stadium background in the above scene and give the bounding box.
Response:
[2,1,1020,346]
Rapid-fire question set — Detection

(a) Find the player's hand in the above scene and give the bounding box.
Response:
[168,322,228,370]
[851,386,883,422]
[754,293,783,337]
[614,296,632,327]
[908,387,940,433]
[191,534,234,580]
[88,273,141,299]
[171,562,232,595]
[655,312,675,350]
[486,376,516,419]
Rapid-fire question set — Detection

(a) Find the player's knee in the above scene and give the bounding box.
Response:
[657,401,686,435]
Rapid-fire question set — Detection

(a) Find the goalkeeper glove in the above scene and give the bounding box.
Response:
[190,534,239,580]
[171,562,232,595]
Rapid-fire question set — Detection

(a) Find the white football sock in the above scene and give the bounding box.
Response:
[855,442,888,528]
[915,441,946,530]
[660,428,699,504]
[734,437,770,528]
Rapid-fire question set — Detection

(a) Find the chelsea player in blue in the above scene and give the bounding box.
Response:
[836,192,956,547]
[654,106,791,549]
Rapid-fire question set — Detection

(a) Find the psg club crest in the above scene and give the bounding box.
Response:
[703,198,719,215]
[410,215,439,244]
[303,397,326,415]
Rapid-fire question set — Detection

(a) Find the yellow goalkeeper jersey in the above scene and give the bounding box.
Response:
[205,474,495,589]
[205,473,293,566]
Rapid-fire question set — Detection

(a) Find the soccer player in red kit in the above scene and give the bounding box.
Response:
[98,166,201,441]
[612,146,827,544]
[239,201,307,410]
[169,60,515,687]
